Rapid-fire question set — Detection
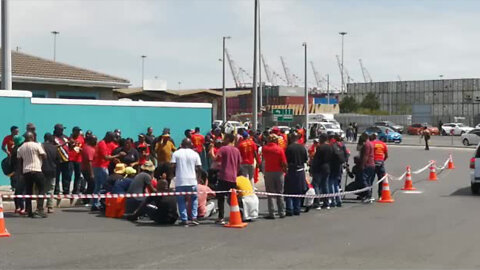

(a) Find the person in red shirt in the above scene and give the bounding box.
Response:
[370,133,388,198]
[191,127,207,171]
[296,124,306,145]
[91,132,125,211]
[2,125,19,157]
[237,132,258,187]
[262,134,287,219]
[136,134,151,166]
[308,138,319,164]
[81,135,97,204]
[69,127,85,194]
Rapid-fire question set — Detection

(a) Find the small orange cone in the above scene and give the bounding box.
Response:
[0,196,11,238]
[378,178,394,203]
[447,154,455,170]
[402,166,416,191]
[429,161,438,181]
[224,189,247,228]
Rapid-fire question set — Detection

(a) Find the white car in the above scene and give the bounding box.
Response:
[224,121,245,134]
[441,123,473,136]
[470,145,480,194]
[461,129,480,146]
[311,122,345,138]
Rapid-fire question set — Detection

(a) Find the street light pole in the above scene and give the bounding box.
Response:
[222,36,231,123]
[252,0,259,131]
[339,32,347,93]
[303,42,309,139]
[327,74,330,105]
[258,0,263,118]
[51,31,59,61]
[141,55,146,88]
[1,0,12,90]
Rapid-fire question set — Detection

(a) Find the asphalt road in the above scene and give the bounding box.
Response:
[1,145,479,269]
[400,134,476,148]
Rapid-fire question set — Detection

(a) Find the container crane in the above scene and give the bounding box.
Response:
[310,61,324,89]
[336,54,354,90]
[359,59,373,83]
[280,56,294,86]
[225,48,241,88]
[261,54,276,86]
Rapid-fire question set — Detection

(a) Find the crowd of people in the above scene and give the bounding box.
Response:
[1,121,388,226]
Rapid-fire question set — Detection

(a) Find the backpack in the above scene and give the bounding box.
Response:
[331,143,347,164]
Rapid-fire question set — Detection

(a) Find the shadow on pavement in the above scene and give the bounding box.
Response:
[449,186,477,196]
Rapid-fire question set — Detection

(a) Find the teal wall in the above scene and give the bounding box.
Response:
[0,93,212,185]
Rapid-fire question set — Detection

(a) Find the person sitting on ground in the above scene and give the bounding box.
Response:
[126,178,179,225]
[104,163,127,194]
[125,161,157,215]
[236,168,259,221]
[112,166,136,194]
[197,170,216,220]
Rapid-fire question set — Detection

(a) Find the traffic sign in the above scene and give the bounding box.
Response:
[273,108,294,122]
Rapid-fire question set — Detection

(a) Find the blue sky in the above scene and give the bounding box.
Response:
[8,0,480,90]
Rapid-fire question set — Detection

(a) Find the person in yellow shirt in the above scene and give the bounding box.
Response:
[236,169,258,221]
[154,133,176,187]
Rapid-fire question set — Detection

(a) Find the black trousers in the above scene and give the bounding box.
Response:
[424,138,429,150]
[216,179,236,219]
[24,171,46,215]
[55,162,71,194]
[70,162,82,194]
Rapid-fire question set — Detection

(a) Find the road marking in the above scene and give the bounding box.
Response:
[386,144,474,151]
[401,190,423,194]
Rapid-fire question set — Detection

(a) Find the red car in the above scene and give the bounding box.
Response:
[407,123,440,135]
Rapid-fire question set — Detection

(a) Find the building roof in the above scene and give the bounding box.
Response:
[115,88,251,98]
[0,50,130,88]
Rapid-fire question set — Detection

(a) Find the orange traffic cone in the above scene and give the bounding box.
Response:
[429,161,438,181]
[0,196,11,238]
[378,178,394,203]
[224,189,247,228]
[402,166,416,191]
[447,154,455,170]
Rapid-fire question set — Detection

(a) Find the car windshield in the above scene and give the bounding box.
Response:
[323,124,334,129]
[457,123,465,127]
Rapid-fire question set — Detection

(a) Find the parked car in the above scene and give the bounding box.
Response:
[374,121,404,134]
[407,123,440,135]
[212,120,223,128]
[470,145,480,194]
[461,129,480,146]
[309,122,344,138]
[364,126,402,143]
[224,121,245,134]
[441,123,474,136]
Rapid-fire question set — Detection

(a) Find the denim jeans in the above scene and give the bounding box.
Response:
[92,167,108,208]
[285,197,302,215]
[176,185,198,221]
[361,166,376,199]
[375,162,386,198]
[312,171,331,206]
[329,167,342,206]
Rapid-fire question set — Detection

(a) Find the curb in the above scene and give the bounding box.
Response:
[1,198,85,212]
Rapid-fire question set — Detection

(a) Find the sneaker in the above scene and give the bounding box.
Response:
[264,215,275,220]
[47,207,54,214]
[179,221,189,227]
[315,206,322,210]
[190,219,200,226]
[215,219,226,225]
[362,198,372,204]
[18,209,26,216]
[35,211,48,218]
[279,214,286,218]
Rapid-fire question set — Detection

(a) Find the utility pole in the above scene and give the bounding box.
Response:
[252,0,259,130]
[141,55,146,88]
[1,0,12,90]
[303,42,309,138]
[51,31,59,61]
[222,36,231,123]
[327,74,330,105]
[339,32,347,93]
[258,0,263,115]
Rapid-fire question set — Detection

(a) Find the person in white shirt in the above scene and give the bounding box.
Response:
[171,138,202,227]
[17,132,47,218]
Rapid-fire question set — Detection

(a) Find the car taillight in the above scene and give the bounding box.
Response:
[470,157,475,169]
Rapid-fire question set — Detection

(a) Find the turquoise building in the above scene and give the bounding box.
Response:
[0,90,212,186]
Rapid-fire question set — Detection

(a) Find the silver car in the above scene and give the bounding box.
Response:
[461,129,480,146]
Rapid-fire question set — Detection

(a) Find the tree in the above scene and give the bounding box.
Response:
[360,92,380,111]
[339,95,359,113]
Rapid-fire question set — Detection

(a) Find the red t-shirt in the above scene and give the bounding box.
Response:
[2,135,14,154]
[137,142,150,165]
[81,144,96,171]
[69,135,85,163]
[308,144,317,158]
[93,140,113,168]
[191,133,205,153]
[262,142,287,172]
[297,129,305,144]
[372,140,388,161]
[237,138,257,165]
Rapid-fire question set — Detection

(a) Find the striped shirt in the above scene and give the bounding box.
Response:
[17,142,46,174]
